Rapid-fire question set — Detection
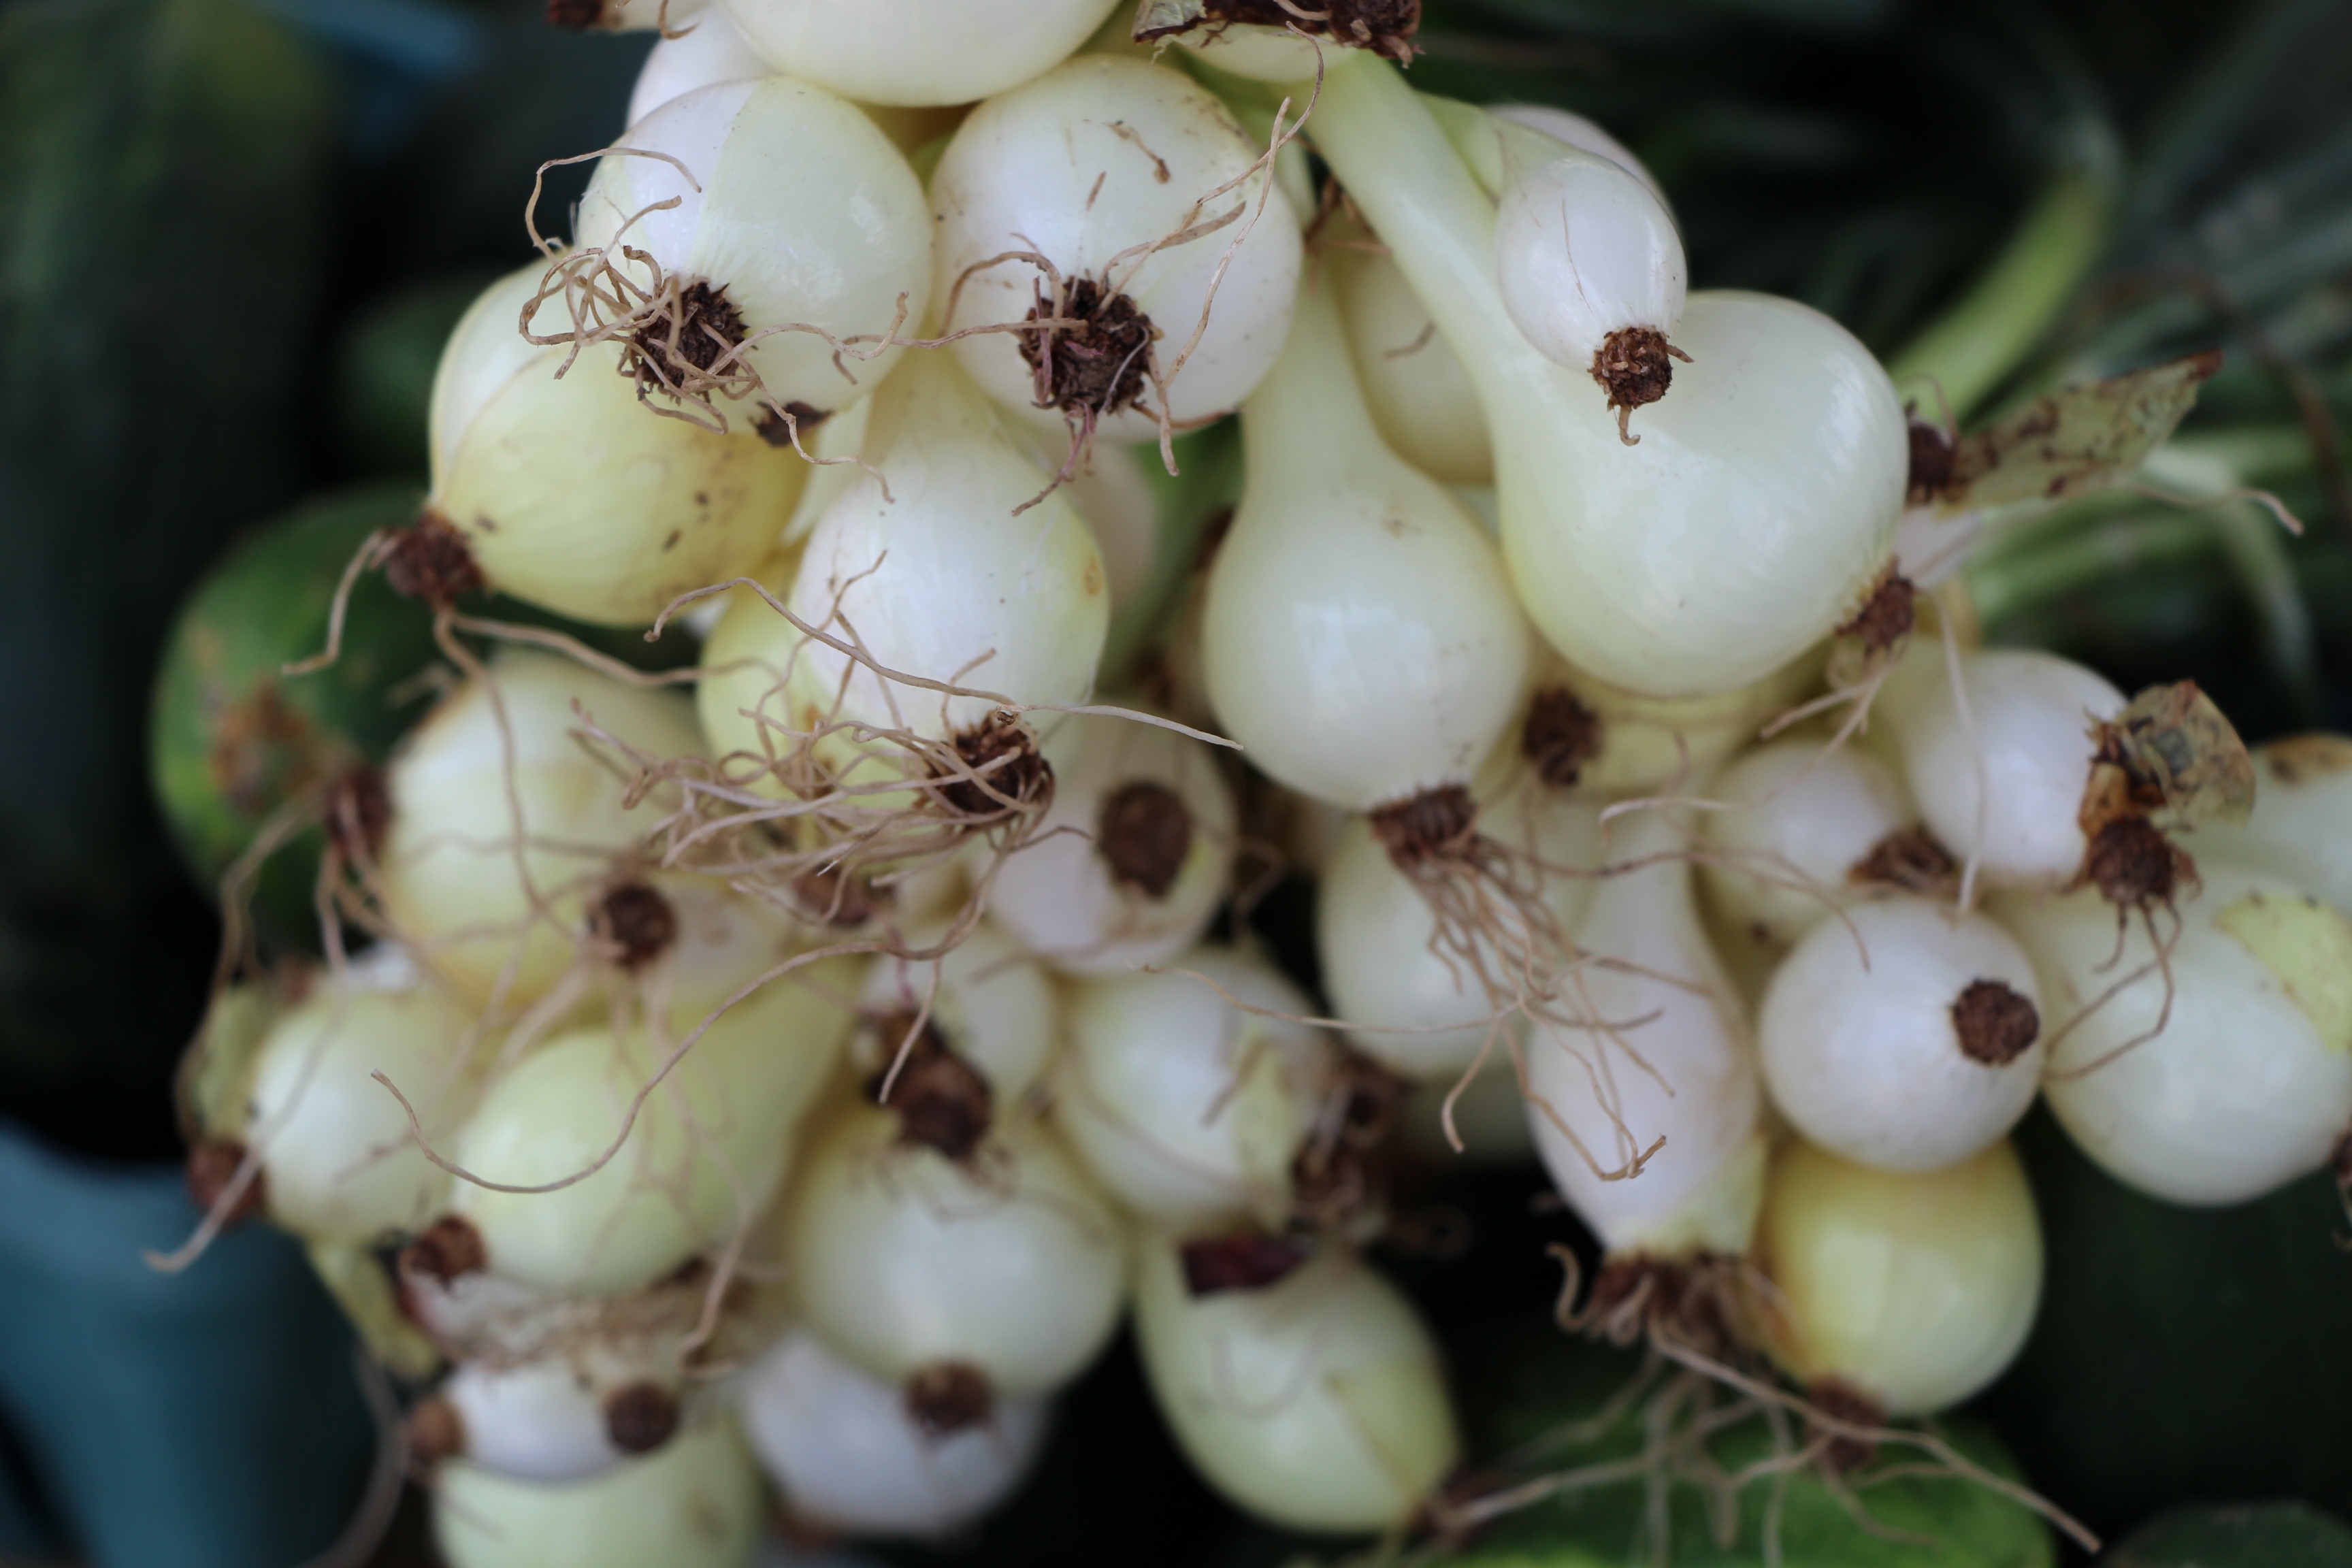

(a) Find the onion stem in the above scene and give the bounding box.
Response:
[1888,118,2121,421]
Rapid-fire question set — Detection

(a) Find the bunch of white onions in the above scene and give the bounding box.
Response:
[166,11,2352,1567]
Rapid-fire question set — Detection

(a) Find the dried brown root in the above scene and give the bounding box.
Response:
[1949,979,2039,1066]
[1290,1049,1411,1236]
[1522,686,1604,790]
[1098,779,1194,897]
[1134,0,1422,64]
[1835,569,1918,659]
[1551,1245,1749,1364]
[1178,1230,1313,1296]
[864,1012,993,1164]
[384,512,487,609]
[405,1396,465,1469]
[184,1139,267,1227]
[904,1362,994,1437]
[587,879,679,971]
[602,1382,681,1453]
[1590,326,1692,446]
[1846,825,1957,898]
[1904,414,1958,506]
[402,1215,489,1284]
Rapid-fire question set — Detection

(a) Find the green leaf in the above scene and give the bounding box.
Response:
[1440,1326,2055,1568]
[1936,353,2221,512]
[2103,1503,2352,1568]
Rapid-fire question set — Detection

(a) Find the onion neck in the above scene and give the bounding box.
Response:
[1238,270,1388,484]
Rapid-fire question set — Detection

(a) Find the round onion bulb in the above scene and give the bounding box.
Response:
[425,262,804,627]
[1317,784,1598,1080]
[1132,1232,1458,1533]
[244,952,478,1244]
[433,1414,762,1568]
[1026,434,1160,618]
[433,1346,687,1484]
[448,956,857,1296]
[1885,648,2125,888]
[1494,133,1687,411]
[1202,270,1529,815]
[380,649,704,1009]
[736,1327,1051,1538]
[1524,811,1765,1259]
[1758,898,2046,1173]
[1995,864,2352,1205]
[1310,61,1906,700]
[623,10,768,129]
[932,56,1303,444]
[1056,947,1332,1230]
[853,919,1060,1105]
[572,80,932,423]
[780,349,1107,784]
[983,715,1237,976]
[1698,738,1932,949]
[714,0,1120,107]
[1330,244,1492,486]
[2189,734,2352,915]
[1753,1139,2042,1418]
[783,1103,1126,1396]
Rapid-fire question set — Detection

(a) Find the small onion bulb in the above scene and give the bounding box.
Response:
[982,715,1236,976]
[448,957,856,1296]
[2189,734,2352,916]
[1056,947,1330,1230]
[1316,785,1598,1081]
[1132,1233,1458,1533]
[1698,738,1927,949]
[853,919,1060,1106]
[1886,649,2125,888]
[737,1327,1050,1538]
[931,56,1303,444]
[1330,244,1493,487]
[244,954,478,1244]
[573,80,933,422]
[1995,864,2352,1205]
[623,10,768,129]
[783,1104,1127,1396]
[1201,271,1529,815]
[380,650,705,1009]
[1753,1139,2042,1418]
[1757,898,2046,1173]
[427,262,804,627]
[433,1414,762,1568]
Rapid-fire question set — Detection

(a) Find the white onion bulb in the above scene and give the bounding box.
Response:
[1316,786,1598,1080]
[2189,734,2352,915]
[1524,813,1764,1258]
[931,56,1303,444]
[715,0,1120,108]
[853,919,1060,1105]
[1056,947,1330,1229]
[623,11,768,129]
[1311,62,1906,700]
[1201,272,1530,813]
[437,1343,686,1484]
[1996,864,2352,1205]
[1132,1233,1458,1533]
[427,263,804,627]
[1698,739,1927,948]
[574,80,932,421]
[244,956,476,1244]
[784,1104,1126,1395]
[1759,898,2046,1173]
[1330,245,1492,487]
[781,350,1109,770]
[1754,1139,2042,1418]
[1490,105,1667,208]
[434,1414,762,1568]
[983,715,1235,976]
[1507,651,1817,801]
[380,650,705,1008]
[737,1327,1050,1538]
[1494,133,1687,390]
[449,957,856,1296]
[1886,649,2125,888]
